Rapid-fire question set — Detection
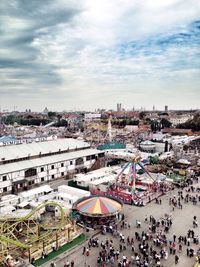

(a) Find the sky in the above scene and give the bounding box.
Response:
[0,0,200,112]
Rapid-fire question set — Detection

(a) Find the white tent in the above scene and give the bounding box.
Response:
[177,159,191,165]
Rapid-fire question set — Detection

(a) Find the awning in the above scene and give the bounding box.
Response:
[25,177,35,182]
[13,179,26,185]
[18,201,30,208]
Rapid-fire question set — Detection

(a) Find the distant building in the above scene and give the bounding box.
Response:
[0,136,16,146]
[162,128,193,135]
[164,105,168,112]
[84,113,101,121]
[43,107,49,114]
[170,114,193,126]
[117,103,122,112]
[139,140,156,153]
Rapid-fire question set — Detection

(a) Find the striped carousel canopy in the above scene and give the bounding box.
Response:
[75,196,122,217]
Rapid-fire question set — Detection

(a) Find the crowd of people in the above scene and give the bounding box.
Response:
[49,177,200,267]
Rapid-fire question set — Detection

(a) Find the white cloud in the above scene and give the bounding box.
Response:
[0,0,200,111]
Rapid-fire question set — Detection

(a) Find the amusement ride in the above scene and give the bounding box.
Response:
[0,201,78,266]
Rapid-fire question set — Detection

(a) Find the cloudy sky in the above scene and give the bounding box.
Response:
[0,0,200,112]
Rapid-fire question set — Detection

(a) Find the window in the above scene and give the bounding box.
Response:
[86,155,91,161]
[75,157,84,166]
[41,177,44,182]
[25,168,37,177]
[2,175,7,181]
[41,167,44,172]
[91,154,96,160]
[61,172,64,177]
[3,187,7,192]
[61,163,64,167]
[51,175,55,179]
[70,161,73,165]
[51,165,54,169]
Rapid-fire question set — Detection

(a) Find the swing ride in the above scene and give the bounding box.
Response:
[91,153,169,205]
[94,112,169,204]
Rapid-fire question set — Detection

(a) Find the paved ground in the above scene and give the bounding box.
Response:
[42,182,200,267]
[48,178,69,190]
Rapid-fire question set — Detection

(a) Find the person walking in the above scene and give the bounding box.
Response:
[186,248,189,257]
[86,247,90,256]
[175,255,179,264]
[173,234,176,242]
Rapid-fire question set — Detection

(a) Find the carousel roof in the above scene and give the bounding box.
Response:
[75,196,122,216]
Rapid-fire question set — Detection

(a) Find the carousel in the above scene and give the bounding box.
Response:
[73,196,123,228]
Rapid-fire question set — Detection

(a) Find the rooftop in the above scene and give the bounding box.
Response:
[0,148,102,175]
[0,138,90,162]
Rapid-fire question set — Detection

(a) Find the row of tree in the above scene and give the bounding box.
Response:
[1,114,69,127]
[150,118,172,132]
[112,119,139,127]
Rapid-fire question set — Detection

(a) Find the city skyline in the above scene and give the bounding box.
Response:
[0,0,200,111]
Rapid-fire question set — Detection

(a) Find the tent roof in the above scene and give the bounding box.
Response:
[75,196,122,217]
[97,141,126,150]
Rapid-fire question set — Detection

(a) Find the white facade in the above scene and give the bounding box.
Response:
[170,115,193,126]
[84,113,101,121]
[0,139,105,194]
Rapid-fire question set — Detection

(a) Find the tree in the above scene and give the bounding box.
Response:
[48,111,57,118]
[127,119,139,125]
[2,115,20,125]
[139,111,146,120]
[56,119,68,127]
[149,155,159,164]
[160,118,172,128]
[119,119,127,127]
[150,120,161,132]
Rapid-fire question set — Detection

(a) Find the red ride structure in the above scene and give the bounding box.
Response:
[91,155,167,205]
